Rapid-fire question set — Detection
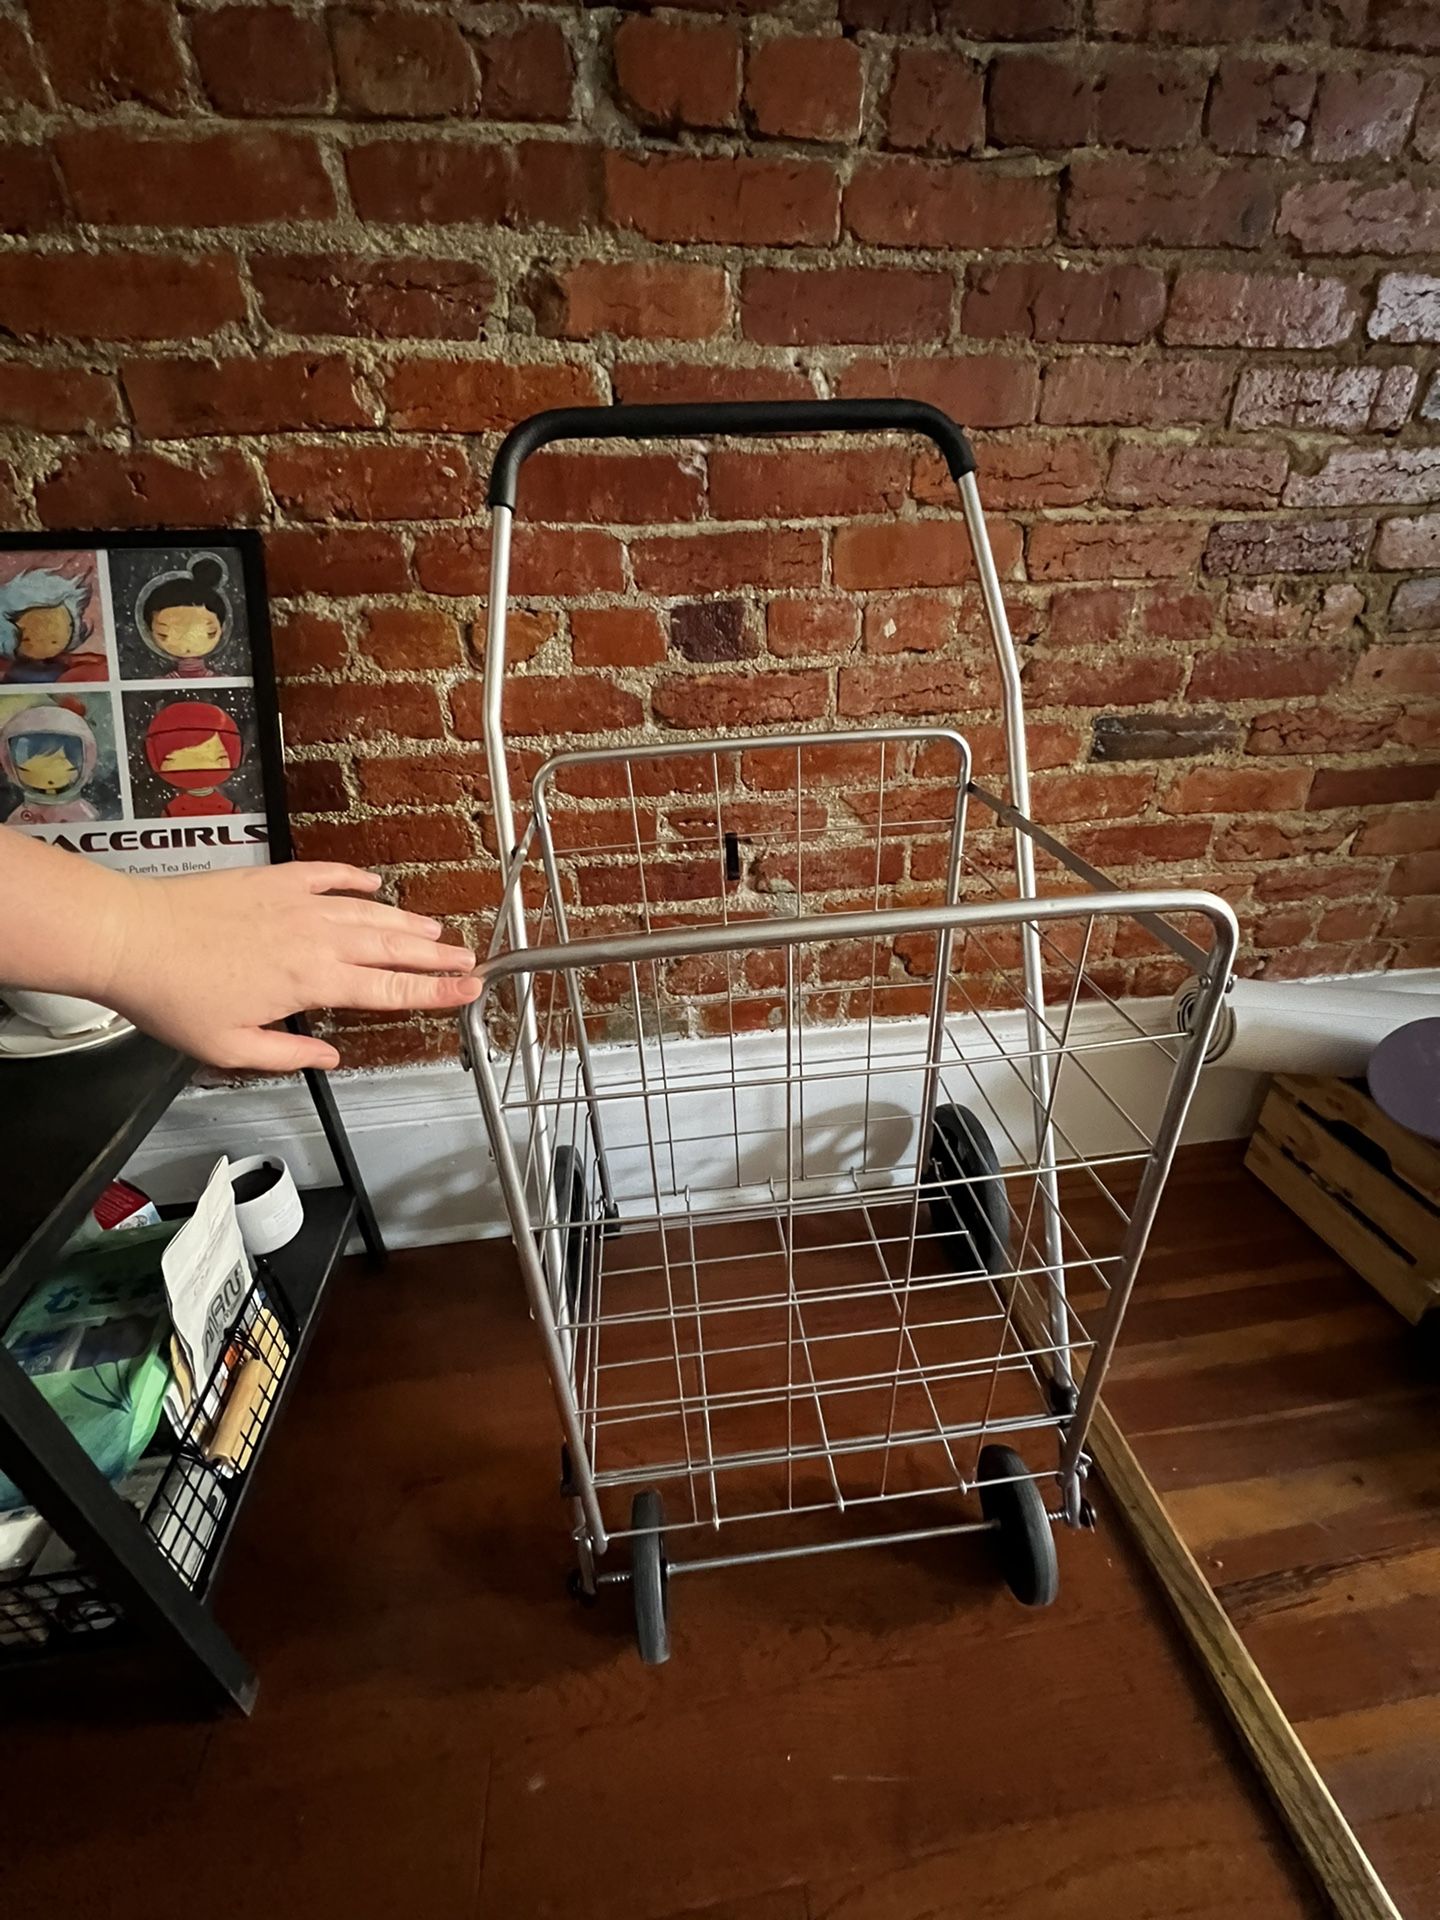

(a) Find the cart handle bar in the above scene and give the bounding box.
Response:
[487,399,976,510]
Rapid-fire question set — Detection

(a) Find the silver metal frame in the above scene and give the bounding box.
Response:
[468,437,1238,1600]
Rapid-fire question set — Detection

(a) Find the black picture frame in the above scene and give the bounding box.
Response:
[0,529,293,870]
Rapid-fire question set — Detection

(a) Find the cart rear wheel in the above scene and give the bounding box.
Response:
[631,1489,670,1666]
[927,1105,1010,1276]
[978,1445,1059,1608]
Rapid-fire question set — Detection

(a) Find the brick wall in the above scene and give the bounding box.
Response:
[2,0,1438,1067]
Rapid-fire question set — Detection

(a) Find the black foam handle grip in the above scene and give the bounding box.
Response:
[486,399,976,510]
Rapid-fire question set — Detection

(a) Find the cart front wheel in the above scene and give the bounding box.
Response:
[631,1489,670,1665]
[977,1445,1059,1608]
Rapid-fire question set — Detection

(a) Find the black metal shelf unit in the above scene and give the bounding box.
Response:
[0,1027,383,1713]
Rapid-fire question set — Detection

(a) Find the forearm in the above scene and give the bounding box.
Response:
[0,825,139,1001]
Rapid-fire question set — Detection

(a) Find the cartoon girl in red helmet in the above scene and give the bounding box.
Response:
[143,700,243,818]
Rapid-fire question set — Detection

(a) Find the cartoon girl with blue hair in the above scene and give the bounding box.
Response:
[0,700,100,824]
[0,567,106,685]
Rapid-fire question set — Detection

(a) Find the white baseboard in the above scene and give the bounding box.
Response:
[122,968,1439,1254]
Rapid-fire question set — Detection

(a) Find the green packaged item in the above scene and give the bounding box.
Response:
[0,1223,178,1513]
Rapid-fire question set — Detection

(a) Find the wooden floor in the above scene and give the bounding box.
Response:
[2,1144,1430,1919]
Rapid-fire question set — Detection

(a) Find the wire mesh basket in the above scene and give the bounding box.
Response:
[465,401,1238,1664]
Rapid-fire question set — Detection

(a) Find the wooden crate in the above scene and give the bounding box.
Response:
[1246,1073,1440,1328]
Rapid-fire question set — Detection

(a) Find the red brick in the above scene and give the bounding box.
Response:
[1311,66,1422,159]
[282,681,446,746]
[0,363,119,433]
[272,609,347,677]
[744,266,960,349]
[359,605,462,672]
[1028,521,1208,582]
[1167,271,1359,348]
[293,814,470,868]
[605,152,838,246]
[385,358,600,431]
[1070,819,1212,867]
[285,758,349,814]
[1228,582,1325,645]
[1189,646,1350,701]
[616,362,817,407]
[1356,807,1440,855]
[1204,516,1372,575]
[464,675,640,740]
[1109,446,1287,509]
[1214,818,1346,863]
[323,1018,463,1069]
[523,451,703,524]
[613,15,740,131]
[919,436,1104,509]
[348,139,599,231]
[1040,356,1233,426]
[936,0,1078,33]
[36,447,262,529]
[0,145,65,234]
[1207,60,1316,154]
[0,19,44,108]
[1416,79,1440,159]
[30,0,185,110]
[1309,763,1440,809]
[253,254,494,340]
[1286,447,1440,509]
[1027,649,1185,705]
[709,448,910,520]
[268,443,475,522]
[653,671,828,730]
[747,35,863,143]
[1250,905,1314,948]
[770,598,860,658]
[1373,2,1440,51]
[332,9,474,116]
[834,518,1023,589]
[837,355,1039,429]
[1247,704,1400,757]
[469,609,553,671]
[1097,52,1206,148]
[1065,156,1275,248]
[265,527,409,597]
[58,128,334,227]
[190,7,333,115]
[531,261,728,342]
[123,354,370,437]
[632,528,823,593]
[0,251,244,342]
[846,159,1056,249]
[1165,766,1312,814]
[1091,711,1238,762]
[670,600,753,664]
[1232,364,1416,431]
[1356,642,1440,694]
[1390,851,1440,894]
[414,526,624,597]
[1369,273,1440,343]
[963,261,1164,345]
[1397,707,1440,750]
[1256,863,1386,903]
[355,751,491,809]
[862,592,952,654]
[476,21,573,122]
[837,658,999,720]
[884,48,984,153]
[1033,769,1155,821]
[571,608,665,668]
[1280,178,1440,255]
[1375,513,1440,569]
[1047,585,1134,648]
[1140,586,1214,642]
[988,53,1093,148]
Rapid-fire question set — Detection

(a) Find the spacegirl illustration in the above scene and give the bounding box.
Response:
[135,555,234,679]
[0,565,107,685]
[143,700,244,817]
[0,700,101,824]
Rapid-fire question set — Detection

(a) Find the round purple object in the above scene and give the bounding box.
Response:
[1367,1017,1440,1144]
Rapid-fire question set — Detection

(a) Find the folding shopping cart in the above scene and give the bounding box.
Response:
[465,401,1237,1664]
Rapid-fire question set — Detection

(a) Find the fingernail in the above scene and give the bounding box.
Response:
[456,947,477,968]
[421,916,444,936]
[460,978,482,999]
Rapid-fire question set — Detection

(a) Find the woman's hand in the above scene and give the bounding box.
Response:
[99,862,480,1072]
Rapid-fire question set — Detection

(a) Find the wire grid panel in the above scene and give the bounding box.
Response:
[474,860,1229,1552]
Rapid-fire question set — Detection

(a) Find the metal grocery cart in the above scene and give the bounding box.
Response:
[464,401,1237,1664]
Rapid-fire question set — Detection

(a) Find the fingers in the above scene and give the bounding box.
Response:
[292,862,384,898]
[329,897,450,942]
[332,967,483,1013]
[214,1027,343,1073]
[344,931,477,974]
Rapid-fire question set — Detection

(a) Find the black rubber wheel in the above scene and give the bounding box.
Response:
[552,1145,591,1320]
[631,1489,670,1666]
[926,1104,1011,1276]
[977,1444,1059,1608]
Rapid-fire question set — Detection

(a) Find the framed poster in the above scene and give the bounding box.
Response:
[0,530,292,876]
